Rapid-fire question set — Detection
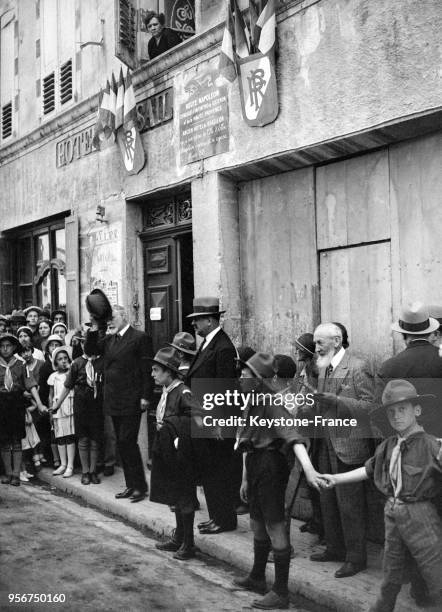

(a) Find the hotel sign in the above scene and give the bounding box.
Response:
[56,126,95,168]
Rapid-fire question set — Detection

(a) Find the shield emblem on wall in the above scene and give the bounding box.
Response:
[238,53,279,127]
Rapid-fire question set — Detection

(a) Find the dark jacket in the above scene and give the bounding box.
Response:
[377,340,442,436]
[148,28,181,60]
[186,328,236,382]
[85,327,153,416]
[150,384,200,507]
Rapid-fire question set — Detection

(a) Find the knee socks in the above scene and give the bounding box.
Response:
[250,538,272,582]
[1,446,12,476]
[12,442,22,478]
[173,509,184,545]
[90,439,99,474]
[181,511,195,550]
[78,437,90,473]
[272,547,291,598]
[66,443,75,470]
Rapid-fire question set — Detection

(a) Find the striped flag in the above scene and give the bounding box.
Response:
[255,0,276,55]
[123,69,137,129]
[93,80,114,147]
[115,67,125,131]
[218,0,237,82]
[233,0,251,58]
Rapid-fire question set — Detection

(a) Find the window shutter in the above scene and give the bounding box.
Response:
[60,59,73,105]
[64,215,80,329]
[1,102,12,139]
[43,71,55,114]
[0,237,14,313]
[115,0,137,69]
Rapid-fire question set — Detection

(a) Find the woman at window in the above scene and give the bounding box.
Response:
[145,11,181,60]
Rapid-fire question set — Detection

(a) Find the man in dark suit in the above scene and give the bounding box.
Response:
[311,322,374,578]
[85,306,153,502]
[377,302,442,436]
[186,297,238,534]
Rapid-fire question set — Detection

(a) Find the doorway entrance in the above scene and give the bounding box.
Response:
[141,192,194,355]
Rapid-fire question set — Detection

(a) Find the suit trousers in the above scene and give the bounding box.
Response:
[318,438,367,564]
[112,413,147,492]
[201,438,237,529]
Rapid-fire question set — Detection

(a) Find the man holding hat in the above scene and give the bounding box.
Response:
[321,380,442,612]
[377,302,442,437]
[186,296,238,534]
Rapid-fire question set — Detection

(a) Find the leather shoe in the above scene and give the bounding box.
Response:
[252,590,289,609]
[199,523,236,535]
[81,473,91,485]
[103,465,114,477]
[173,545,197,561]
[334,562,366,578]
[233,575,267,595]
[156,539,181,552]
[310,550,345,562]
[130,489,146,503]
[197,519,214,529]
[115,487,134,499]
[90,472,101,485]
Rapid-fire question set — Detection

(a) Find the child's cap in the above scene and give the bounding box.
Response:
[51,322,68,334]
[51,346,72,368]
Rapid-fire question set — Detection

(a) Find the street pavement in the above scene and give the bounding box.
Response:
[0,481,321,612]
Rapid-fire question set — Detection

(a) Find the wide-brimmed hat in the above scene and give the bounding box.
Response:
[235,346,256,368]
[186,297,225,319]
[51,345,72,368]
[86,288,113,322]
[168,332,196,355]
[51,309,67,322]
[0,332,20,351]
[24,306,43,317]
[391,302,439,335]
[245,352,274,379]
[371,380,436,419]
[9,310,26,324]
[148,346,181,375]
[428,305,442,327]
[294,333,315,356]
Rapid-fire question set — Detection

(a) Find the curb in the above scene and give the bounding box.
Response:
[37,468,416,612]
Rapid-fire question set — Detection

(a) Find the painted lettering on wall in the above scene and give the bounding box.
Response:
[56,126,95,168]
[137,88,173,133]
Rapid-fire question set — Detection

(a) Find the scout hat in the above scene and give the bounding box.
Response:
[186,297,225,319]
[168,331,197,355]
[0,332,20,351]
[148,346,181,375]
[24,306,43,317]
[245,352,278,391]
[391,302,439,335]
[235,346,256,368]
[371,379,436,419]
[294,333,315,356]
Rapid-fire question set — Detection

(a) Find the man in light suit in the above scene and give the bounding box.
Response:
[85,306,153,503]
[186,297,238,534]
[310,322,374,578]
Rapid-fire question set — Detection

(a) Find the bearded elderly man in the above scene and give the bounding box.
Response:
[311,323,375,578]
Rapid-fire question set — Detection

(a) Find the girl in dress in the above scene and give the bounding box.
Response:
[0,333,47,486]
[48,346,75,478]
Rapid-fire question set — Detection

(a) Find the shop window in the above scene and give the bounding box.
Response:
[13,221,67,311]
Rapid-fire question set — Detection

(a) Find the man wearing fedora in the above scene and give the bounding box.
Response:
[85,304,153,503]
[310,322,375,578]
[167,332,197,379]
[186,296,238,534]
[377,302,442,437]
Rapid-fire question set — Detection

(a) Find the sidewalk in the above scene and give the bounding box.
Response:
[37,467,417,612]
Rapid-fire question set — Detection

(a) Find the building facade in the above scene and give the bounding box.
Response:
[1,0,442,370]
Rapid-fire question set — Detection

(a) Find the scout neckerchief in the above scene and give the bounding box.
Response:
[0,355,18,391]
[82,354,97,399]
[389,425,423,498]
[156,379,183,425]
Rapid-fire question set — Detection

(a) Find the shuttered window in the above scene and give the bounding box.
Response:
[115,0,137,69]
[43,71,56,114]
[60,59,72,105]
[1,102,12,139]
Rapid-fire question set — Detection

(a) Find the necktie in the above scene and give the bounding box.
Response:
[389,438,405,498]
[325,364,333,378]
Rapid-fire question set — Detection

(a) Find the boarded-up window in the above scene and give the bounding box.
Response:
[115,0,137,69]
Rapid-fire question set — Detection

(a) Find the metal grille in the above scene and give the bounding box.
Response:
[60,59,73,105]
[43,72,55,114]
[1,102,12,139]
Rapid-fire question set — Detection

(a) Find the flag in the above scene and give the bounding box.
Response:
[233,0,251,58]
[92,82,114,149]
[218,0,237,82]
[255,0,276,55]
[117,68,145,174]
[110,72,117,127]
[115,67,125,131]
[92,89,104,149]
